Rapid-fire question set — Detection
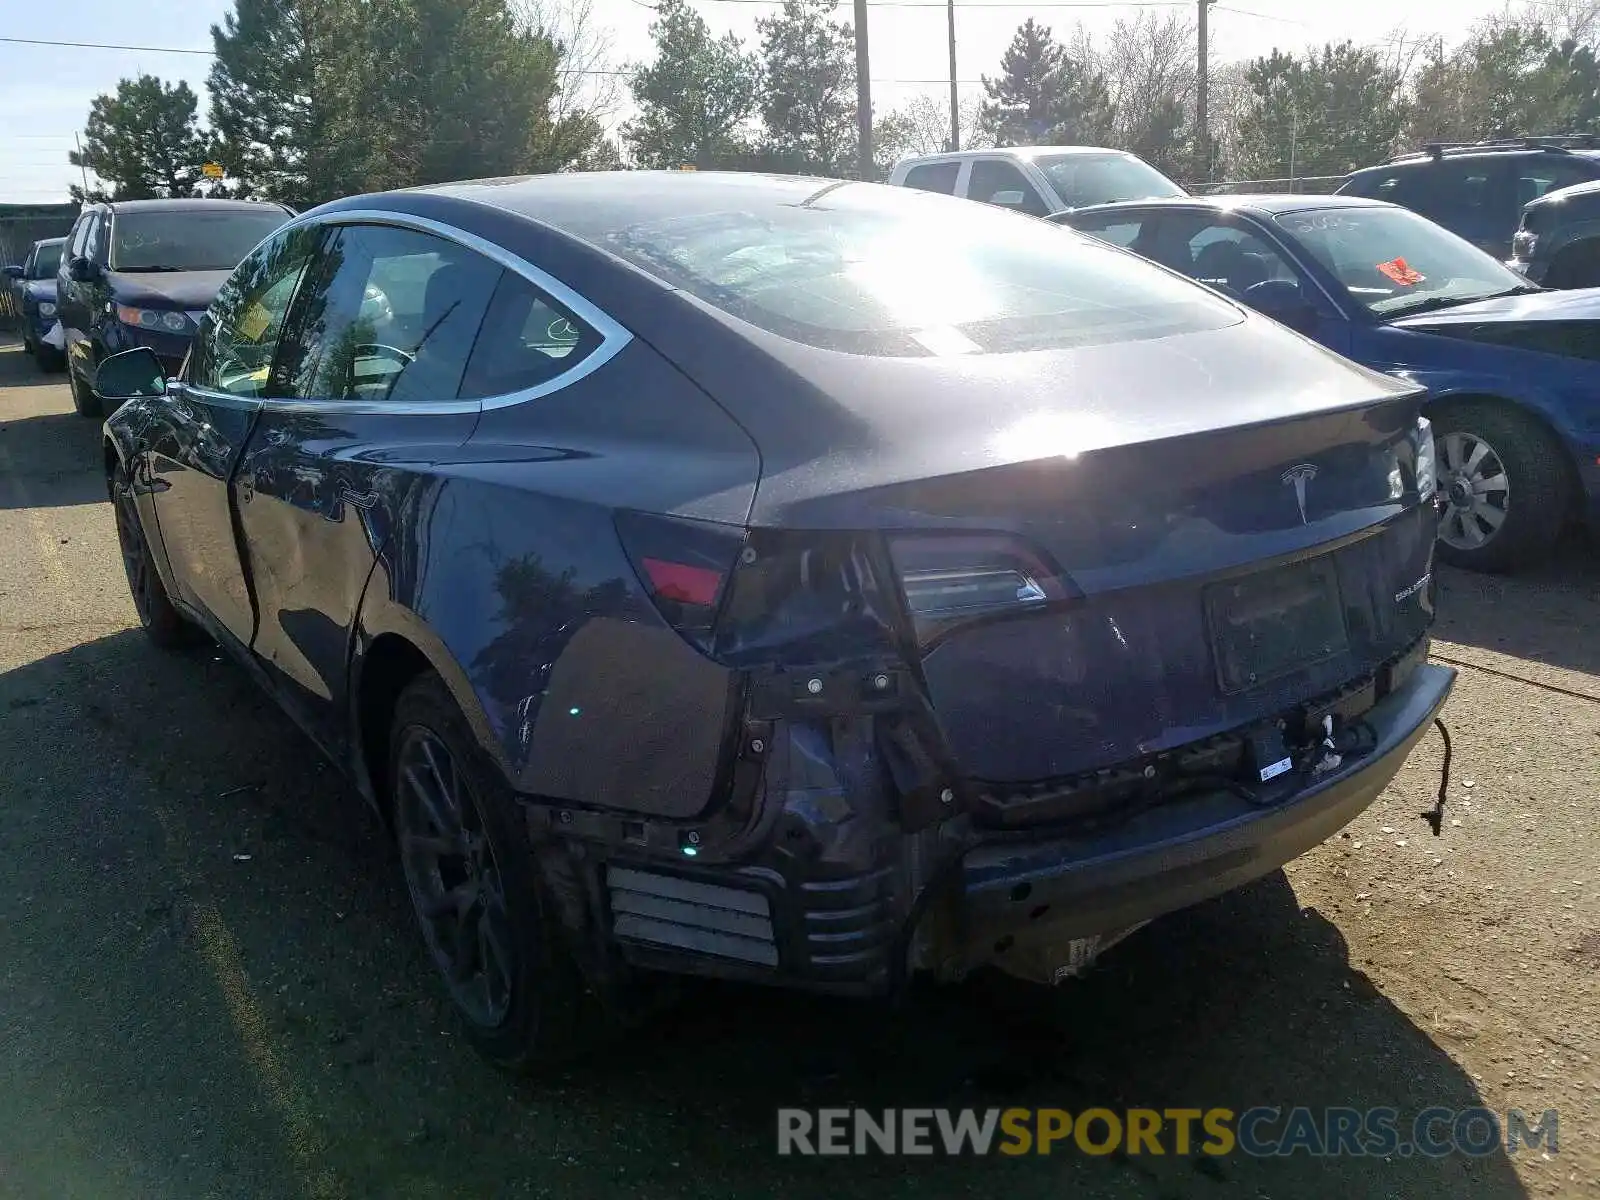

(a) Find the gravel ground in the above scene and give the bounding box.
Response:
[0,338,1595,1199]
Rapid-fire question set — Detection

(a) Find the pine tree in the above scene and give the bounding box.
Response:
[70,75,215,201]
[624,0,758,169]
[755,0,858,175]
[208,0,345,206]
[981,19,1113,147]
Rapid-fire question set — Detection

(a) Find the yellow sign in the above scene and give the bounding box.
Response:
[202,162,225,179]
[678,164,697,171]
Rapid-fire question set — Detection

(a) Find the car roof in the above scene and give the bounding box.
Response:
[397,170,958,242]
[100,198,291,214]
[1065,193,1392,218]
[896,145,1128,168]
[32,236,66,247]
[1357,147,1600,171]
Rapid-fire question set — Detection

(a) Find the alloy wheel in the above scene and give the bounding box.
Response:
[395,727,516,1029]
[1437,430,1511,552]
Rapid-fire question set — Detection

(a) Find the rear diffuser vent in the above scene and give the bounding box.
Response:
[606,866,779,967]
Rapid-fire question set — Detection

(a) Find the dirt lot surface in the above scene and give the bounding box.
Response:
[0,338,1596,1199]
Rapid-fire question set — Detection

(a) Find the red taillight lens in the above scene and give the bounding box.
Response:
[639,558,723,606]
[615,511,744,650]
[888,533,1077,647]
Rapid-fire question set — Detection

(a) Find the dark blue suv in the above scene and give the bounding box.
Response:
[1059,194,1600,572]
[1338,138,1600,261]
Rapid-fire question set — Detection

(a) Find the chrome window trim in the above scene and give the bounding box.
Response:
[197,207,633,417]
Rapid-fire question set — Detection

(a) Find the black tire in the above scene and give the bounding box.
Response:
[1431,400,1572,573]
[1543,241,1600,290]
[389,672,593,1072]
[109,457,196,647]
[33,343,63,373]
[69,360,102,419]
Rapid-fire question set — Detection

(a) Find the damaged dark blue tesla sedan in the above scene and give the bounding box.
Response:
[95,172,1455,1071]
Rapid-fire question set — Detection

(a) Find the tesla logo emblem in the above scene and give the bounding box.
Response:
[1282,463,1319,525]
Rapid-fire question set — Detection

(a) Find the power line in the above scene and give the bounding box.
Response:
[0,36,214,55]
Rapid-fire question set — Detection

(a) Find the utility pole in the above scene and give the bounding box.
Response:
[947,0,960,152]
[73,131,90,198]
[855,0,873,180]
[1197,0,1217,182]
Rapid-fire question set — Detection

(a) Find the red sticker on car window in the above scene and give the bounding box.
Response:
[1375,257,1426,286]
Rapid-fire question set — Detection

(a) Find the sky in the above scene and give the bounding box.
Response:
[0,0,1526,206]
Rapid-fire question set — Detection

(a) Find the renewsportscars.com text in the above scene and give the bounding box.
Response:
[776,1106,1558,1158]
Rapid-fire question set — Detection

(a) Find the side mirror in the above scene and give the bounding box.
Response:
[2,265,23,279]
[1244,279,1318,334]
[67,256,100,283]
[95,347,167,402]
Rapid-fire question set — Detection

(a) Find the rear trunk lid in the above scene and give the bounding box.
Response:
[734,317,1435,789]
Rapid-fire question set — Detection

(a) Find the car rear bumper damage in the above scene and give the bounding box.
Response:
[539,646,1455,999]
[954,661,1454,981]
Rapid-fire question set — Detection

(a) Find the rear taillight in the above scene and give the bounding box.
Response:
[1413,416,1437,501]
[620,516,1079,662]
[713,530,904,665]
[614,510,744,651]
[888,533,1078,648]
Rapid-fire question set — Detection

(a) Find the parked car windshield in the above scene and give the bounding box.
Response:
[1274,205,1532,317]
[603,185,1239,356]
[29,242,62,278]
[110,209,291,272]
[1035,153,1186,208]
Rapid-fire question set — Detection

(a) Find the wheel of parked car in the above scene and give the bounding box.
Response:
[68,364,102,419]
[1544,241,1600,290]
[1431,401,1572,573]
[32,342,62,373]
[389,672,591,1072]
[109,457,196,647]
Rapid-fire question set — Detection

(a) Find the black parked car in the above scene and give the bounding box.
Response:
[1508,177,1600,287]
[3,236,66,369]
[1339,137,1600,260]
[57,197,294,417]
[95,173,1454,1071]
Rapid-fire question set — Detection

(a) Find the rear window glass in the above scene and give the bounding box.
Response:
[1035,153,1185,207]
[600,185,1239,356]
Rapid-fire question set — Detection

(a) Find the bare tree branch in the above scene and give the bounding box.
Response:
[510,0,622,123]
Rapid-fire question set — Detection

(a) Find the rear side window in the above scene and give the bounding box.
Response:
[1517,160,1597,207]
[459,271,602,398]
[902,162,960,195]
[68,214,90,260]
[966,159,1050,216]
[602,185,1242,357]
[84,213,105,263]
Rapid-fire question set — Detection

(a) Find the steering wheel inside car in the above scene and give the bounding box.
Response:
[355,343,416,368]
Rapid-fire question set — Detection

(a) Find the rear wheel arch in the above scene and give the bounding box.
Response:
[1422,392,1578,490]
[350,619,511,823]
